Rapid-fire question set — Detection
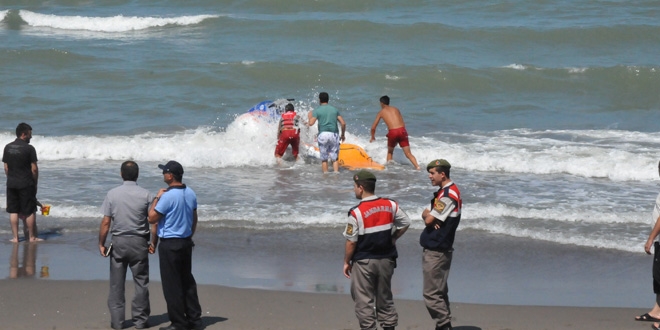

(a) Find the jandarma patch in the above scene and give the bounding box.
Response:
[346,224,354,235]
[433,199,446,213]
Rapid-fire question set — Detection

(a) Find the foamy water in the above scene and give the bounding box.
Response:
[14,10,219,32]
[1,1,659,255]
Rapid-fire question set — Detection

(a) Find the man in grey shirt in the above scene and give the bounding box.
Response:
[98,161,157,330]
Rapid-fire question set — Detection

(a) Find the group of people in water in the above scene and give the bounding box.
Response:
[274,92,421,172]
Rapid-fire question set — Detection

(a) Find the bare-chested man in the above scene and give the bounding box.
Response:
[370,96,421,170]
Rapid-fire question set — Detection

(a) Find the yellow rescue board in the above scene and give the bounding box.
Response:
[337,144,385,171]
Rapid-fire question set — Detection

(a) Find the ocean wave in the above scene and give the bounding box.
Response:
[2,125,660,181]
[465,202,648,225]
[16,10,219,32]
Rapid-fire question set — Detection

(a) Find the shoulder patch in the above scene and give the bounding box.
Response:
[346,224,354,236]
[433,199,446,213]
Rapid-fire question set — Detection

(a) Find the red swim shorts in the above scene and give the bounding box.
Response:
[274,130,300,157]
[386,127,410,148]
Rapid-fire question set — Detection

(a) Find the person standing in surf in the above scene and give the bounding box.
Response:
[274,103,301,164]
[3,122,42,243]
[420,159,461,330]
[370,95,421,170]
[636,161,660,328]
[308,92,346,173]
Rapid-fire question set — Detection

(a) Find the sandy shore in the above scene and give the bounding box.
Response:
[1,227,656,329]
[0,279,649,330]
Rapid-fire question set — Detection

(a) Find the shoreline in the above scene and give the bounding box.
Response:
[0,279,649,330]
[1,228,652,308]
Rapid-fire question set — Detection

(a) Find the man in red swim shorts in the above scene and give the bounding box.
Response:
[370,96,421,170]
[274,103,301,163]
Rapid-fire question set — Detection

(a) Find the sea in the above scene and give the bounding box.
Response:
[1,0,660,308]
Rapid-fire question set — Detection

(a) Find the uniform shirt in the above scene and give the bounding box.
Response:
[343,195,411,260]
[420,181,462,251]
[653,192,660,225]
[101,181,153,237]
[2,138,38,189]
[154,185,197,238]
[429,181,461,221]
[311,104,341,134]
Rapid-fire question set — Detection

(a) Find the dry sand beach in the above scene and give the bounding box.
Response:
[0,229,656,329]
[0,279,647,330]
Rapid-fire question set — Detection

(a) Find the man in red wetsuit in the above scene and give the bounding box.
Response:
[370,95,421,170]
[274,103,301,163]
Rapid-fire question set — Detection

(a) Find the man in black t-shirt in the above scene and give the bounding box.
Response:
[3,123,41,243]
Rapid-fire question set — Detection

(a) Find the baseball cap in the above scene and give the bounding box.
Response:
[426,159,451,171]
[353,170,377,182]
[158,160,184,176]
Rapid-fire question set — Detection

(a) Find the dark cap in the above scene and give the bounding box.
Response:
[353,170,377,182]
[158,160,184,176]
[427,159,451,171]
[285,103,294,111]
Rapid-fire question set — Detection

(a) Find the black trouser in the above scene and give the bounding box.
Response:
[158,237,202,328]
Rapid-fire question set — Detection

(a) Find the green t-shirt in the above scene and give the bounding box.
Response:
[312,104,341,134]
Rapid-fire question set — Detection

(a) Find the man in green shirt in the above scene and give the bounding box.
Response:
[308,92,347,173]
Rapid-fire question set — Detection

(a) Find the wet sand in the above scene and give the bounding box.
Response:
[0,228,655,329]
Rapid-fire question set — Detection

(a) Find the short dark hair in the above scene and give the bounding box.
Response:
[380,95,390,105]
[355,180,376,194]
[285,103,294,112]
[319,92,329,103]
[121,161,139,181]
[429,165,451,178]
[15,123,32,138]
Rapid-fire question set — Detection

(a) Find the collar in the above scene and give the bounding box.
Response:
[361,195,379,201]
[122,181,138,186]
[166,184,187,191]
[441,181,454,189]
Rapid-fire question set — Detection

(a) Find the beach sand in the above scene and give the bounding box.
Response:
[0,279,648,330]
[0,228,655,329]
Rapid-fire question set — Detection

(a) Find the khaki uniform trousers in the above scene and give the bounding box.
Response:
[350,257,398,330]
[422,249,453,328]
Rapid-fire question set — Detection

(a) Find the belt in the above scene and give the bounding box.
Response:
[159,236,192,241]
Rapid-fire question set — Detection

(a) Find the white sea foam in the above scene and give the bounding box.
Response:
[17,10,219,32]
[503,63,527,70]
[0,10,8,19]
[568,67,588,73]
[466,202,648,225]
[3,126,659,181]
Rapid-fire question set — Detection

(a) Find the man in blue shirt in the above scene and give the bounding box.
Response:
[148,160,203,330]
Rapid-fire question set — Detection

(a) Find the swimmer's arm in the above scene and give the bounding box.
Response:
[370,112,383,142]
[307,112,317,126]
[277,118,283,138]
[338,115,346,142]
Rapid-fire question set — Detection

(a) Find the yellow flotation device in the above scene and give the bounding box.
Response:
[338,144,385,171]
